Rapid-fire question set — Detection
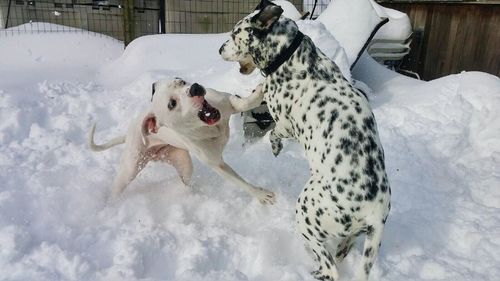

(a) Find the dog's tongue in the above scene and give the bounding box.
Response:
[198,100,221,125]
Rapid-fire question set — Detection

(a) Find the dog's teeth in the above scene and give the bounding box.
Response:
[205,112,211,117]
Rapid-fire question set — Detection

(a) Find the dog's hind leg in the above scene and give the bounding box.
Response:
[335,234,356,264]
[163,147,193,186]
[296,214,339,279]
[110,150,150,199]
[307,238,339,281]
[354,224,384,281]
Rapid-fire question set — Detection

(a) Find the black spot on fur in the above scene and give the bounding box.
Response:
[335,154,342,165]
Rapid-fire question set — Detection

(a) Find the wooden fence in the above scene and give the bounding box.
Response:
[164,0,303,33]
[379,1,500,80]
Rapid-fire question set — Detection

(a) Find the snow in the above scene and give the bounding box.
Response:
[369,1,412,41]
[296,20,351,82]
[1,22,500,281]
[317,0,386,67]
[272,0,303,20]
[1,22,83,33]
[303,0,331,18]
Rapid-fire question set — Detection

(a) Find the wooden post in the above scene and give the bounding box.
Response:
[5,0,13,28]
[159,0,166,34]
[123,0,135,46]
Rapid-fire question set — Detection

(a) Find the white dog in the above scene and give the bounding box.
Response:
[89,78,276,204]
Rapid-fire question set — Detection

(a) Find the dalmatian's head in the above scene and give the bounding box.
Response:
[219,0,298,74]
[148,78,221,134]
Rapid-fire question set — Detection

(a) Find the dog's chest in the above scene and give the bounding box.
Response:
[264,80,296,115]
[262,46,356,138]
[263,80,303,135]
[263,77,358,136]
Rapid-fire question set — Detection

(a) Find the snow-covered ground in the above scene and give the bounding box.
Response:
[1,25,499,281]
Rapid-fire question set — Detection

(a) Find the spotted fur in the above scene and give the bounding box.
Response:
[220,1,391,280]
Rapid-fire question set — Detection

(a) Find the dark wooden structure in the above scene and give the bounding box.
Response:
[378,0,500,80]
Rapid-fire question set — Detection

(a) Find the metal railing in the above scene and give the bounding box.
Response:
[0,0,321,44]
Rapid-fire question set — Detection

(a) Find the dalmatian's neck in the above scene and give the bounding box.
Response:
[271,36,346,86]
[249,19,300,71]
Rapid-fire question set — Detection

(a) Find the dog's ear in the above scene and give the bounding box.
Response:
[141,113,158,145]
[251,3,283,30]
[254,0,275,11]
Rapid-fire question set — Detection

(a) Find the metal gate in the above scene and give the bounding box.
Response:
[0,0,328,44]
[0,0,162,43]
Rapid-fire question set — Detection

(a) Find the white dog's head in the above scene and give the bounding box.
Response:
[148,78,221,133]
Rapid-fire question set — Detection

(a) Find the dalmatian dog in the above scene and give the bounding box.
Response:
[89,78,276,205]
[219,1,391,280]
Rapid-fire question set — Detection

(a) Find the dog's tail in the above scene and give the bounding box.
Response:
[88,123,126,152]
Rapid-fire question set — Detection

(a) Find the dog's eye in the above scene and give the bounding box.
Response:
[174,78,186,86]
[168,99,177,110]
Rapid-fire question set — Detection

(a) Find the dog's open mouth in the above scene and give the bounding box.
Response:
[198,100,221,125]
[239,61,255,75]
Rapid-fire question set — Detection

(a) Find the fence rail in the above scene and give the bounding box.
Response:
[0,0,326,43]
[0,0,161,41]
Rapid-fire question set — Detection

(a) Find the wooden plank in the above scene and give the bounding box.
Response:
[381,3,500,80]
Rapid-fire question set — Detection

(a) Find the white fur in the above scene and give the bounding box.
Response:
[89,78,276,204]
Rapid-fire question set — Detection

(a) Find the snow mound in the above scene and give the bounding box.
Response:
[3,22,83,32]
[273,0,302,20]
[102,21,351,88]
[370,71,500,281]
[369,1,412,41]
[0,30,123,86]
[297,20,351,81]
[100,34,232,88]
[317,0,385,67]
[374,71,500,207]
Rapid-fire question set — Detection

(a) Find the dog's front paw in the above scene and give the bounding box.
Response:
[270,137,283,157]
[254,187,276,205]
[311,270,336,281]
[252,83,263,93]
[269,129,283,157]
[253,83,264,98]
